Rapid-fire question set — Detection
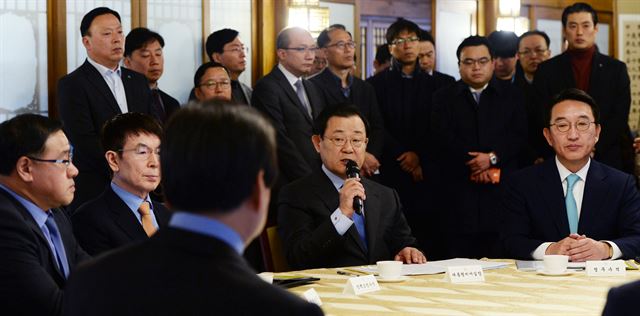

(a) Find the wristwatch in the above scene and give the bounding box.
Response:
[489,152,498,166]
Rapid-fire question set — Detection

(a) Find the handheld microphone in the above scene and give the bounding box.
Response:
[345,160,363,215]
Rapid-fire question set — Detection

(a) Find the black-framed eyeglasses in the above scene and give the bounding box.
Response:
[324,136,367,148]
[282,46,318,53]
[118,144,160,160]
[326,41,356,50]
[549,119,595,133]
[391,37,419,46]
[518,48,549,57]
[199,79,231,90]
[460,57,491,67]
[27,145,74,167]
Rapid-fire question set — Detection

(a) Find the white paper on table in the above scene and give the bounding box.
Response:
[516,260,586,271]
[350,258,510,276]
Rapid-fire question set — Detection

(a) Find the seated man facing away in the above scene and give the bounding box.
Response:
[278,104,426,269]
[64,102,323,316]
[0,114,89,316]
[502,88,640,261]
[602,279,640,315]
[73,112,171,255]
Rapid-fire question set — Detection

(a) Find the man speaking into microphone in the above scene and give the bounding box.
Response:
[278,105,426,269]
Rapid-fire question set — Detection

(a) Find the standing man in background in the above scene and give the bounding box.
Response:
[418,29,455,91]
[206,28,252,105]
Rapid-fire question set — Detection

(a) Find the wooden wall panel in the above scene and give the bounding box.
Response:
[359,0,430,19]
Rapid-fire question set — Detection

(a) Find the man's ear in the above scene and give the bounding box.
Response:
[82,36,91,50]
[105,151,120,173]
[311,135,321,153]
[123,57,132,68]
[249,170,269,215]
[15,157,34,182]
[543,127,553,146]
[212,53,222,63]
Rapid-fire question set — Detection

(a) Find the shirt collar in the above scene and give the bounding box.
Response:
[322,164,345,191]
[87,57,121,76]
[0,183,49,227]
[278,63,303,86]
[555,156,590,183]
[111,182,152,212]
[469,82,489,94]
[169,211,245,254]
[328,69,353,89]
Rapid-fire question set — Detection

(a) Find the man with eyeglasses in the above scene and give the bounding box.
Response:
[514,30,553,168]
[431,35,526,259]
[311,24,385,178]
[418,29,455,91]
[278,105,425,269]
[252,27,326,222]
[205,28,252,106]
[72,113,171,256]
[534,2,633,175]
[503,88,640,262]
[193,61,232,102]
[0,114,89,316]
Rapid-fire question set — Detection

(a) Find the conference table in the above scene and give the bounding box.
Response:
[277,260,640,315]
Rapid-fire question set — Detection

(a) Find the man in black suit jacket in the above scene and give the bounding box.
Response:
[206,28,253,106]
[58,7,152,213]
[124,27,180,124]
[73,113,171,256]
[431,36,527,259]
[503,89,640,261]
[278,105,425,270]
[0,114,90,316]
[534,2,633,174]
[602,280,640,315]
[311,24,384,176]
[64,103,323,316]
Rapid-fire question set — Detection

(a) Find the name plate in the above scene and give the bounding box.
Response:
[586,260,627,277]
[302,288,322,306]
[343,275,380,295]
[445,265,485,283]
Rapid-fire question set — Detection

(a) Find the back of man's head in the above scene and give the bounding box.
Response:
[80,7,121,37]
[385,18,420,45]
[162,102,277,213]
[124,27,164,57]
[101,112,163,154]
[0,114,62,176]
[205,28,239,58]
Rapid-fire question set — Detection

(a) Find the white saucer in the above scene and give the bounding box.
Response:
[376,275,409,283]
[536,269,574,276]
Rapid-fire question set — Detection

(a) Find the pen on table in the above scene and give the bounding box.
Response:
[337,270,359,277]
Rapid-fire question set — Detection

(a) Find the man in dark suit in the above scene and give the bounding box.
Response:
[73,113,171,256]
[278,105,425,270]
[64,102,323,316]
[58,7,152,213]
[0,114,90,316]
[487,30,519,82]
[534,2,633,174]
[418,29,455,91]
[431,35,527,259]
[602,280,640,315]
[206,28,252,105]
[124,27,180,124]
[503,89,640,261]
[311,24,384,177]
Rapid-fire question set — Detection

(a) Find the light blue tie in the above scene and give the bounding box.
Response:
[565,174,580,234]
[44,213,69,278]
[353,212,368,252]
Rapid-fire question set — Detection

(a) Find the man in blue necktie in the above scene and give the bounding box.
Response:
[0,114,90,316]
[278,105,426,270]
[502,88,640,261]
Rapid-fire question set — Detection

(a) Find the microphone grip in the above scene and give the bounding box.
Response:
[353,196,363,215]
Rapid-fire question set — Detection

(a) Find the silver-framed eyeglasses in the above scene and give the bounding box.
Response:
[324,136,367,148]
[391,36,419,46]
[326,41,356,50]
[27,145,74,167]
[550,119,595,133]
[199,79,231,90]
[118,144,160,160]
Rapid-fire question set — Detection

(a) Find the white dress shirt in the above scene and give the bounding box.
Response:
[278,63,311,109]
[87,57,128,114]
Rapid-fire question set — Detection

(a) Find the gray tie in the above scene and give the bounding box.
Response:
[294,79,312,118]
[472,91,481,104]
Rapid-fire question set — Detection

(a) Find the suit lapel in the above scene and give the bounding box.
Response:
[362,179,380,260]
[587,52,604,95]
[273,67,313,124]
[559,53,577,88]
[539,160,571,236]
[105,187,148,240]
[579,161,609,233]
[80,60,122,114]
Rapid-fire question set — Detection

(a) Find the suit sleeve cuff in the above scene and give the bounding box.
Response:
[531,242,553,260]
[330,208,353,235]
[602,241,622,260]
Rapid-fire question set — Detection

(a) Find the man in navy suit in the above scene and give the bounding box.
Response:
[73,113,171,256]
[502,88,640,261]
[58,7,152,213]
[602,280,640,315]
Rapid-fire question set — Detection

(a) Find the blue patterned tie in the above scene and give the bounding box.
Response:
[353,212,368,252]
[45,213,69,278]
[565,174,580,234]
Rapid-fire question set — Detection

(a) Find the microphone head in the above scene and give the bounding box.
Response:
[345,159,359,178]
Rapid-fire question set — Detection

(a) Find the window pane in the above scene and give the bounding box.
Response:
[148,0,202,104]
[210,0,252,87]
[0,0,48,122]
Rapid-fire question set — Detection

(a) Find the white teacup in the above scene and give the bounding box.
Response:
[543,255,569,273]
[377,260,403,279]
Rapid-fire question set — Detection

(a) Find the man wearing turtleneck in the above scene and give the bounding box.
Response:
[533,2,633,174]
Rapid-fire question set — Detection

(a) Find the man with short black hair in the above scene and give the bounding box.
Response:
[0,114,89,316]
[279,105,425,269]
[205,28,252,105]
[64,103,324,316]
[124,27,180,124]
[58,7,152,213]
[503,88,640,261]
[193,61,232,102]
[487,30,519,82]
[73,112,171,256]
[418,29,454,90]
[534,2,633,174]
[372,44,391,75]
